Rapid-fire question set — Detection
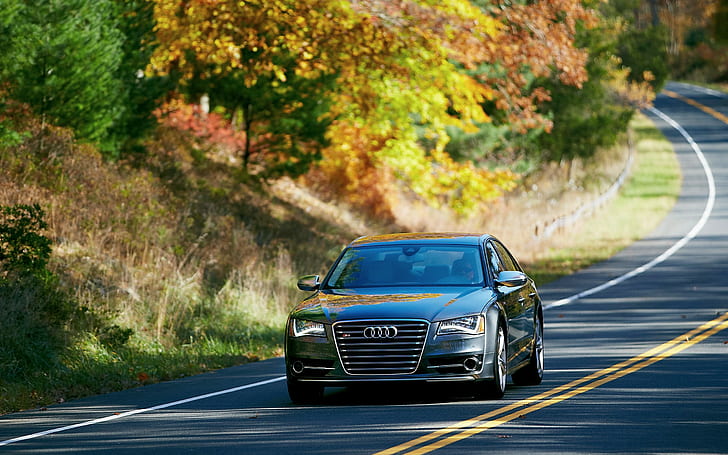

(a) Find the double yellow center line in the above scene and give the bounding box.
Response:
[663,89,728,123]
[375,311,728,455]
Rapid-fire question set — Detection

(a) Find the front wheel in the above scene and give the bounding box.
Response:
[512,312,544,386]
[475,323,507,399]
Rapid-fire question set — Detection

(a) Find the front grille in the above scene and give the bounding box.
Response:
[333,320,429,375]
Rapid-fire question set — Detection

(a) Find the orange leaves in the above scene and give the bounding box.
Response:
[309,122,399,221]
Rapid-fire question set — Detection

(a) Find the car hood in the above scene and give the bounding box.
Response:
[290,287,497,323]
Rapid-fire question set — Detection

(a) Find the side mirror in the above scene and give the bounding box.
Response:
[297,274,320,292]
[495,271,528,288]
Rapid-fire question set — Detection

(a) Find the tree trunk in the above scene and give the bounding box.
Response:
[649,0,660,27]
[242,103,253,168]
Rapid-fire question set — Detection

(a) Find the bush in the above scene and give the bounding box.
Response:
[0,274,74,381]
[0,203,51,278]
[0,204,76,381]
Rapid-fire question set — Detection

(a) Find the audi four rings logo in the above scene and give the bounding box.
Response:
[363,325,398,339]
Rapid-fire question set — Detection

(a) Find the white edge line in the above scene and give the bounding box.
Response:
[544,106,716,311]
[0,376,286,447]
[0,105,718,448]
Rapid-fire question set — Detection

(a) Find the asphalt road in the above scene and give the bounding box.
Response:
[1,82,727,454]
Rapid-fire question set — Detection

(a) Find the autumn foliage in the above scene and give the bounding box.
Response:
[147,0,605,216]
[156,99,247,158]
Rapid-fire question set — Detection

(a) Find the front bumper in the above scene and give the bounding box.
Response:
[285,320,494,384]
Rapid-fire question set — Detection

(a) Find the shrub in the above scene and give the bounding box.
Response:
[0,273,74,381]
[0,203,51,278]
[0,204,75,381]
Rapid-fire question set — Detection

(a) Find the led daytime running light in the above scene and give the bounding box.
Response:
[292,319,326,337]
[438,315,485,335]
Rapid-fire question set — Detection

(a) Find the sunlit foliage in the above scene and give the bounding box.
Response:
[149,0,601,215]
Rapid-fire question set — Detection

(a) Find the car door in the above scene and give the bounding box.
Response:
[485,241,526,368]
[492,240,536,366]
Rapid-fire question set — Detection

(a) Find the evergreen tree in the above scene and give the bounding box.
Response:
[110,0,172,158]
[0,0,24,147]
[3,0,124,150]
[617,25,669,92]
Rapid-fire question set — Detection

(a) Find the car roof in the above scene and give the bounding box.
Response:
[349,233,492,247]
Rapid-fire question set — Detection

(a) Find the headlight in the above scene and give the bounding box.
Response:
[438,315,485,335]
[291,319,326,337]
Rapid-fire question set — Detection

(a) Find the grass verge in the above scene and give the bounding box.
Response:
[525,112,681,285]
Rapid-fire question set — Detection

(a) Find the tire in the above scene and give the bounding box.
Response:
[475,323,507,399]
[287,379,323,404]
[512,312,544,386]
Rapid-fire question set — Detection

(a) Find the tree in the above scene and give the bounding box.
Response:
[447,0,600,168]
[0,0,24,147]
[617,25,669,92]
[0,0,22,68]
[3,0,124,150]
[606,1,728,83]
[714,0,728,44]
[109,0,173,158]
[0,204,75,381]
[150,0,518,214]
[530,10,639,165]
[475,0,598,133]
[182,55,337,177]
[450,2,655,168]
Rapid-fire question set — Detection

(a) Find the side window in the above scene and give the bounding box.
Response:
[493,241,519,271]
[485,243,503,278]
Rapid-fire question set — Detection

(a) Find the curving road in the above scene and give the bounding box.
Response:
[2,82,727,454]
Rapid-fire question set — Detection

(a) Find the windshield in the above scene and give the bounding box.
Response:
[325,244,485,289]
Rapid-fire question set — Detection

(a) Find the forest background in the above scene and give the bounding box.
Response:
[1,0,727,414]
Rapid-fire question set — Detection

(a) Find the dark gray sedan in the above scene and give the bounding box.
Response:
[285,233,543,403]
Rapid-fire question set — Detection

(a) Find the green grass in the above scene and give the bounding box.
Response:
[0,336,282,413]
[526,113,681,286]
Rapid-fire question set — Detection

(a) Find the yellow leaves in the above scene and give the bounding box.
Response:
[319,111,517,217]
[604,55,655,110]
[411,149,518,216]
[274,68,287,82]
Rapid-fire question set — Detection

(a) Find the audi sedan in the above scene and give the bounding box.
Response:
[285,233,544,403]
